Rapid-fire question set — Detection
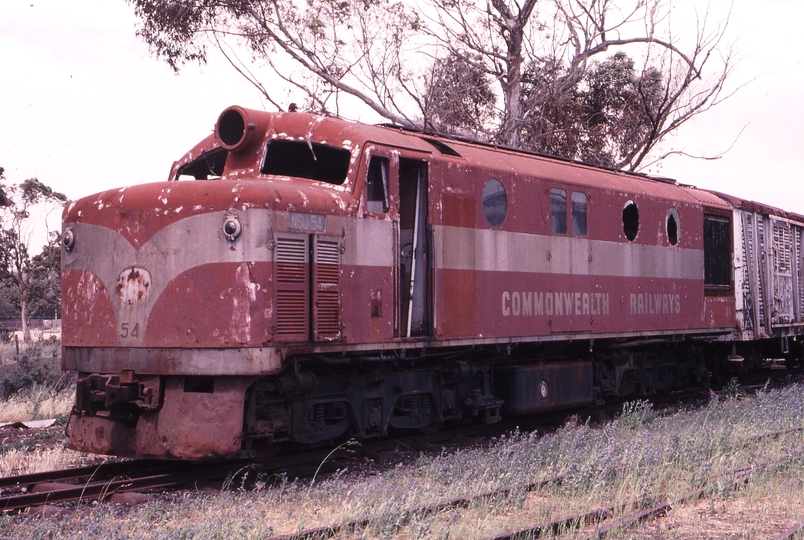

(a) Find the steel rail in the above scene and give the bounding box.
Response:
[0,459,174,491]
[776,522,804,540]
[0,460,253,512]
[269,474,569,540]
[266,424,804,540]
[583,455,803,539]
[478,452,804,540]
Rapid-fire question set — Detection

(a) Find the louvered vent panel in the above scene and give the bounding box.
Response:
[276,237,308,282]
[316,291,341,334]
[773,224,792,274]
[772,221,794,323]
[277,263,306,283]
[314,238,341,341]
[742,214,753,293]
[757,218,766,325]
[275,236,309,340]
[276,291,307,335]
[316,241,340,284]
[798,228,804,318]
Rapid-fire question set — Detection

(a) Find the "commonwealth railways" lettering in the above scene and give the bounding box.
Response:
[502,291,610,317]
[502,291,683,317]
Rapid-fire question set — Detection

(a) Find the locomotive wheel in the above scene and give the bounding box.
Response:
[419,421,444,435]
[251,442,282,460]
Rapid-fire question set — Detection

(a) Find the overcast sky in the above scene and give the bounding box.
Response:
[1,0,802,215]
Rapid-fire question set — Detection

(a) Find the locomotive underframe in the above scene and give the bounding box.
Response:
[67,339,712,460]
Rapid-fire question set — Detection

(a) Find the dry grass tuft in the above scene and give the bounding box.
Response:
[0,447,79,479]
[0,385,73,423]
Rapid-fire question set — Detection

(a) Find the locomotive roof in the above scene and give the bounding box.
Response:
[171,107,803,221]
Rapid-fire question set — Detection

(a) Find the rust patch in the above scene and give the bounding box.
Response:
[61,269,117,347]
[116,267,152,305]
[370,288,382,318]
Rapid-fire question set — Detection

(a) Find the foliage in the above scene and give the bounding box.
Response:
[129,0,422,125]
[723,376,746,399]
[0,166,10,208]
[0,170,67,340]
[128,0,736,171]
[0,335,64,398]
[514,53,667,168]
[0,334,68,434]
[422,55,497,138]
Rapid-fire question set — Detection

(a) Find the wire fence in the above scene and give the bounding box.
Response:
[0,319,61,342]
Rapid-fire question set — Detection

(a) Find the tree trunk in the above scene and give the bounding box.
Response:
[490,0,537,149]
[500,46,523,148]
[20,298,30,342]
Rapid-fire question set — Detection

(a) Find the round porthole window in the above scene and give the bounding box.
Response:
[667,207,680,245]
[482,179,507,228]
[623,201,639,241]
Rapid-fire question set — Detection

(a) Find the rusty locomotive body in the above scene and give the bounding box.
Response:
[62,106,804,460]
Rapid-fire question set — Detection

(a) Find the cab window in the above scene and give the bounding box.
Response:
[572,192,587,236]
[550,188,567,234]
[366,156,389,213]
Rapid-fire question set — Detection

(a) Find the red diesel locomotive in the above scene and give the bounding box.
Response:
[61,106,804,460]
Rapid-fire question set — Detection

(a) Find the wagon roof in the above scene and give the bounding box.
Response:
[708,191,804,224]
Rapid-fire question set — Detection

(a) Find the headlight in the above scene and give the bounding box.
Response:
[62,228,75,251]
[223,214,242,242]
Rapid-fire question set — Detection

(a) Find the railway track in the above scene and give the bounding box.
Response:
[0,369,794,519]
[275,433,804,540]
[271,442,804,540]
[0,459,254,513]
[0,417,537,515]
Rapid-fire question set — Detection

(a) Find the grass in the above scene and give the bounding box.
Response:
[0,385,73,424]
[0,380,803,537]
[0,334,72,424]
[0,448,79,479]
[0,334,89,479]
[0,334,66,397]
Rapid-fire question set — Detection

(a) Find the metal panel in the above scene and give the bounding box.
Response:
[771,220,794,324]
[741,212,768,337]
[495,362,594,415]
[757,216,770,332]
[741,212,759,336]
[797,227,804,322]
[314,236,342,341]
[275,234,309,341]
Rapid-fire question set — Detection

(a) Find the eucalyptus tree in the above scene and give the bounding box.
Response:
[0,172,66,341]
[129,0,736,170]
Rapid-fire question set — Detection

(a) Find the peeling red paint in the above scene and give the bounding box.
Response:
[61,270,116,347]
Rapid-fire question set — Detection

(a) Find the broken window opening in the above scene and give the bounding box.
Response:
[482,179,507,228]
[366,156,389,213]
[667,207,680,246]
[623,201,639,241]
[703,214,732,293]
[176,148,228,180]
[261,140,351,185]
[551,188,567,234]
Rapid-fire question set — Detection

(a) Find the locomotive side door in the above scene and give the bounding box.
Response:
[398,158,431,337]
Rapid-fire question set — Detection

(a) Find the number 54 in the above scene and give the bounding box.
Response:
[120,322,140,338]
